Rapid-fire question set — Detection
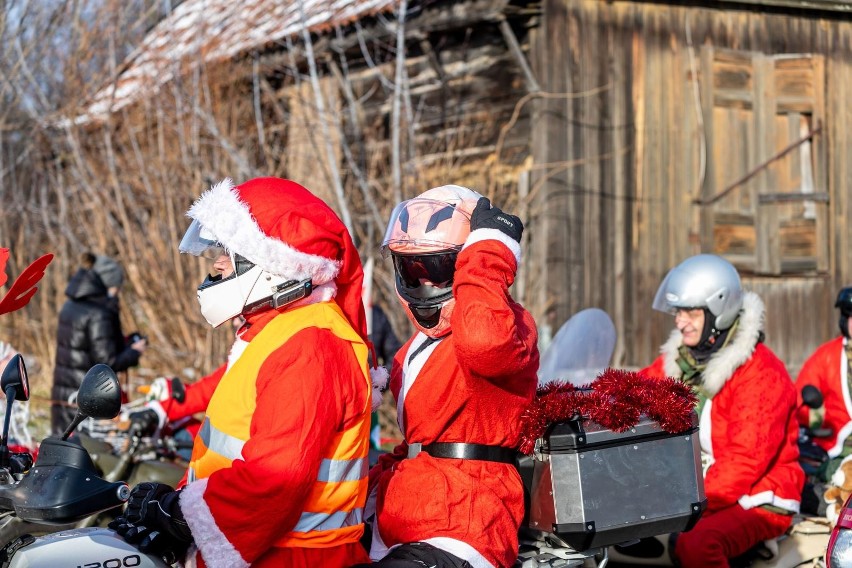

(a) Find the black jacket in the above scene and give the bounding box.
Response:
[51,268,140,434]
[371,305,402,368]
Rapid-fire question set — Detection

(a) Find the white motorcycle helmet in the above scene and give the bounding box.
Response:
[652,254,743,331]
[179,219,297,328]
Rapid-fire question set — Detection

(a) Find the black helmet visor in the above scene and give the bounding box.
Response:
[392,253,458,290]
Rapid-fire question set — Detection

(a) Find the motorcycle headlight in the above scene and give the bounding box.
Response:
[827,504,852,568]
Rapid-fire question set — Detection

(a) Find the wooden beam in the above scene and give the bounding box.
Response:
[418,37,447,84]
[496,15,541,94]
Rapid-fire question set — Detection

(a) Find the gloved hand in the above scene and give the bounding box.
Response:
[109,482,192,559]
[128,408,160,437]
[470,197,524,243]
[145,376,186,403]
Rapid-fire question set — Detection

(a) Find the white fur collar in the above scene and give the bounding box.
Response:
[660,291,764,398]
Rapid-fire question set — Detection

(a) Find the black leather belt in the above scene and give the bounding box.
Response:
[407,442,517,464]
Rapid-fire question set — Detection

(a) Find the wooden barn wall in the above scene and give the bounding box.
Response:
[530,0,852,372]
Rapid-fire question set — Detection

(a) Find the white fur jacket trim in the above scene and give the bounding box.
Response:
[187,178,341,284]
[660,291,765,398]
[180,478,250,568]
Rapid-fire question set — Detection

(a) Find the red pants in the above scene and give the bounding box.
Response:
[674,504,792,568]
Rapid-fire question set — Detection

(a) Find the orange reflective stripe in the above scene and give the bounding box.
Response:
[303,478,368,514]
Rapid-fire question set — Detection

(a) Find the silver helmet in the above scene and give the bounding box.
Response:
[652,254,743,331]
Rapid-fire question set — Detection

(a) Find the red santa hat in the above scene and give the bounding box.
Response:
[186,177,369,343]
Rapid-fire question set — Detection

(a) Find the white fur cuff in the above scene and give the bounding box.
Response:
[370,366,389,411]
[180,478,249,568]
[462,228,521,267]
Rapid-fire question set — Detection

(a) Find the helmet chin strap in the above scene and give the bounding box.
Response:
[688,308,736,364]
[689,308,723,360]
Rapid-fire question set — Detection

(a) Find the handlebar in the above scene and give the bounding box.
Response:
[0,438,129,524]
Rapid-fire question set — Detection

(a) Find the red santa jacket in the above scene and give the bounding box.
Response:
[795,336,852,457]
[147,363,224,435]
[643,292,803,514]
[179,298,371,568]
[369,231,539,568]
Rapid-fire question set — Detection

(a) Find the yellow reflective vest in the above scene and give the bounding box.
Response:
[187,301,371,547]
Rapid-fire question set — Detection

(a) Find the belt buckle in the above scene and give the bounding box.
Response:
[407,442,422,459]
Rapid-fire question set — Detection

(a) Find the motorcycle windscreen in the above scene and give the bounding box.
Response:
[537,307,616,387]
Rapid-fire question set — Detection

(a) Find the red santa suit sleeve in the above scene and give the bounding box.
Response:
[155,363,226,422]
[453,232,539,390]
[180,327,369,567]
[641,356,666,379]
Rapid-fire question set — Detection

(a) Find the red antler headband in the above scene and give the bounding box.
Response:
[0,248,54,315]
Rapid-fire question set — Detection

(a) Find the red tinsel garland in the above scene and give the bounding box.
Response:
[517,368,697,455]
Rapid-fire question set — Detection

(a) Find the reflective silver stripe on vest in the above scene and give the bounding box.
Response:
[292,508,364,534]
[317,457,367,483]
[198,417,245,461]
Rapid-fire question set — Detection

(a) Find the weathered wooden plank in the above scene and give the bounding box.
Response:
[779,217,817,258]
[811,55,829,272]
[699,45,717,251]
[755,55,781,275]
[714,222,756,256]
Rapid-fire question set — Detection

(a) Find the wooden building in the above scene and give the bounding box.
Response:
[528,0,852,370]
[72,0,852,372]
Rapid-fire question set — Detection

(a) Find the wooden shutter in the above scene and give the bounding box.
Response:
[699,47,827,275]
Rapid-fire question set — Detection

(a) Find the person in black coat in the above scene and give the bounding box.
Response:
[371,304,402,370]
[51,253,147,435]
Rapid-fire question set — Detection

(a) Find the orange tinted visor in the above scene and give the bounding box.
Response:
[381,199,472,257]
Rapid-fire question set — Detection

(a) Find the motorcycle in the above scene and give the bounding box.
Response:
[72,410,189,530]
[515,308,705,567]
[0,354,175,567]
[605,387,832,567]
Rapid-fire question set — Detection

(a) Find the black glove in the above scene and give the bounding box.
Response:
[109,482,192,558]
[470,197,524,243]
[128,408,160,437]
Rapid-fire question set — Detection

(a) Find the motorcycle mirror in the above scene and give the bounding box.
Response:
[0,354,29,402]
[61,364,121,441]
[0,354,30,467]
[801,385,824,410]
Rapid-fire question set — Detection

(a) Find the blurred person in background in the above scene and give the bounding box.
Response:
[51,253,147,435]
[367,303,402,456]
[795,286,852,511]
